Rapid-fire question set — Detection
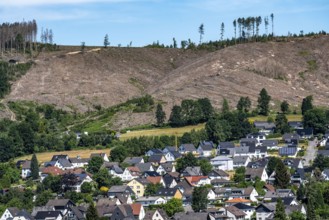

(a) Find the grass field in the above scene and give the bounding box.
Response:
[248,114,302,123]
[15,149,110,163]
[119,123,205,140]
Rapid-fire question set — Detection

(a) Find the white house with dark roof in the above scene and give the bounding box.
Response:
[210,156,233,171]
[208,169,230,180]
[246,132,266,143]
[245,167,268,182]
[69,156,89,168]
[54,158,74,170]
[136,196,167,207]
[178,144,197,155]
[1,207,20,220]
[145,149,163,157]
[261,140,279,150]
[233,156,251,168]
[197,141,215,157]
[253,121,276,135]
[90,153,109,162]
[21,160,32,179]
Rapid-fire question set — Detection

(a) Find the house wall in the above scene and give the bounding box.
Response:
[256,212,272,220]
[121,169,134,181]
[0,209,13,220]
[150,210,165,220]
[21,168,31,179]
[250,189,259,202]
[211,159,233,171]
[173,190,183,199]
[127,180,145,198]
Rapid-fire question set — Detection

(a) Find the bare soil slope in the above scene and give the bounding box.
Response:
[5,36,329,128]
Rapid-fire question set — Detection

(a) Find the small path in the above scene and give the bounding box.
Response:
[0,99,16,121]
[303,138,317,167]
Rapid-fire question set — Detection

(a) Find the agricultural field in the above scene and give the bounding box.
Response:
[119,123,205,140]
[248,114,302,123]
[15,148,110,163]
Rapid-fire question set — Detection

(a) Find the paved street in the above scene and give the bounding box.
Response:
[303,138,317,167]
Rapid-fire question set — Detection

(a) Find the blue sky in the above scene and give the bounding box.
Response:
[0,0,328,47]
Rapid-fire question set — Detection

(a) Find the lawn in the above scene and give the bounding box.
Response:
[119,123,205,140]
[248,114,302,123]
[15,148,110,163]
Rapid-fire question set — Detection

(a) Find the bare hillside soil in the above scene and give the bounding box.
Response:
[4,36,329,129]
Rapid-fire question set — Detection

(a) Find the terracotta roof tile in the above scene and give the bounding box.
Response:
[225,198,251,203]
[130,203,141,216]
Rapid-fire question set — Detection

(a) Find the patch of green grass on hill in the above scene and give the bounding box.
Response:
[248,114,302,123]
[119,123,205,140]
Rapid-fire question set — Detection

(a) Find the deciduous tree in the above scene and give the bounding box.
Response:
[192,186,209,212]
[164,198,184,217]
[87,156,104,174]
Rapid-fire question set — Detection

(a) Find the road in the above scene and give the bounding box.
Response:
[303,138,317,167]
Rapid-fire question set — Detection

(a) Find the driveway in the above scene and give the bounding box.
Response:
[303,138,317,167]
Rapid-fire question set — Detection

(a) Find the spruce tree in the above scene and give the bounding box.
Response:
[301,95,313,115]
[30,153,39,180]
[275,113,289,134]
[86,202,99,220]
[274,198,287,220]
[257,88,271,116]
[104,34,109,48]
[280,101,289,113]
[306,196,316,220]
[222,98,229,114]
[155,103,166,126]
[274,160,290,189]
[169,105,183,127]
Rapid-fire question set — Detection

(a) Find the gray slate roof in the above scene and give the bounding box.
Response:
[179,144,196,152]
[233,156,249,164]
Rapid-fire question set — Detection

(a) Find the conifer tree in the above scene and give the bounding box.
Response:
[198,23,204,44]
[222,98,229,114]
[274,198,287,220]
[86,202,99,220]
[306,196,316,220]
[156,103,166,126]
[104,34,109,48]
[30,153,39,180]
[301,95,313,115]
[257,88,271,116]
[274,160,290,189]
[220,22,225,41]
[280,101,289,113]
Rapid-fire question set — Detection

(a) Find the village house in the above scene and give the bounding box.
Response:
[136,197,167,207]
[210,156,233,171]
[127,178,150,198]
[90,153,109,162]
[178,144,197,155]
[197,141,215,157]
[21,160,32,179]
